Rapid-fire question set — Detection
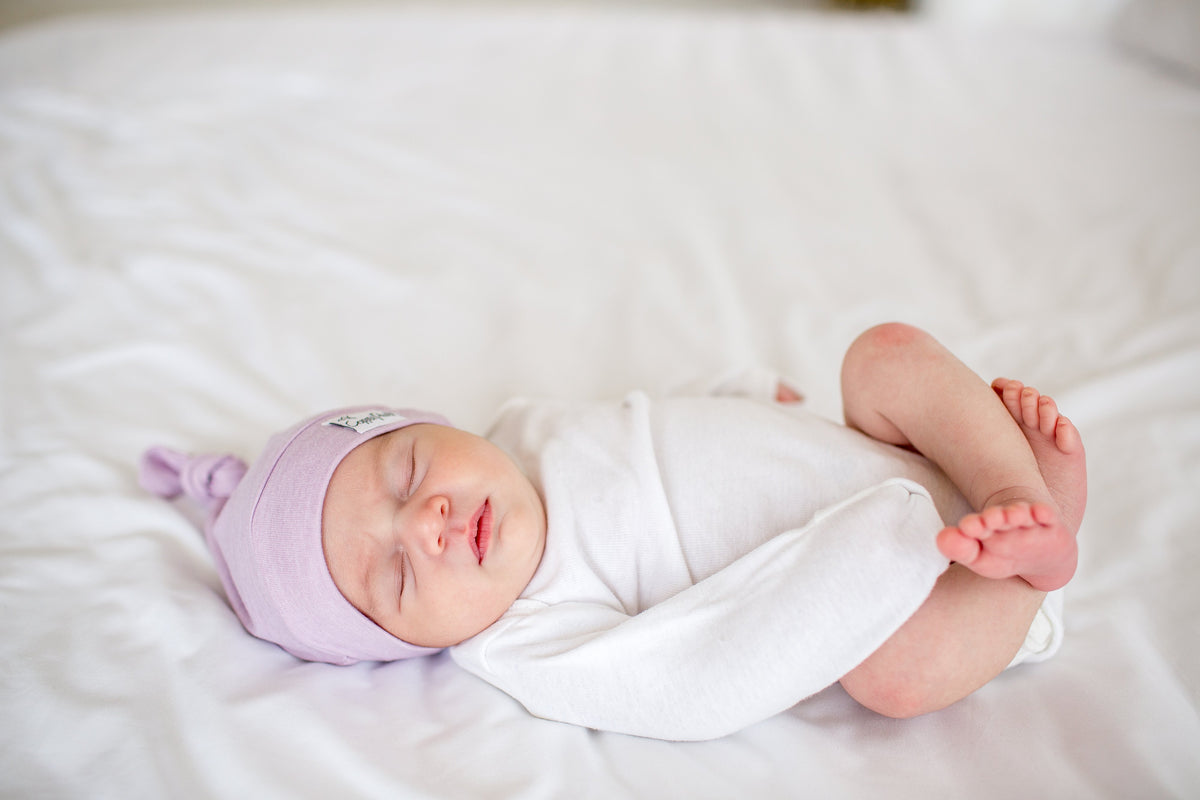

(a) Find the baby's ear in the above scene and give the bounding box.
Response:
[775,382,805,404]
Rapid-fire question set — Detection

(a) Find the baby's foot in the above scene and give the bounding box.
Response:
[937,501,1077,591]
[991,378,1087,534]
[936,380,1087,592]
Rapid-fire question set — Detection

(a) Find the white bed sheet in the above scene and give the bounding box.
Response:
[2,6,1198,798]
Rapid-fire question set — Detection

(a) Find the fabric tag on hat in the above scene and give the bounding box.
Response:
[323,410,406,434]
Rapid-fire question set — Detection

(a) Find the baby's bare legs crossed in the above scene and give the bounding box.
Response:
[835,323,1086,718]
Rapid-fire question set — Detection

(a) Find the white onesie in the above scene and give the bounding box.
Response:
[450,375,1063,740]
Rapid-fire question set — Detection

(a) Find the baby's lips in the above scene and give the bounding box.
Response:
[474,500,493,563]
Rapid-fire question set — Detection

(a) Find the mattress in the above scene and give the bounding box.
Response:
[2,4,1198,797]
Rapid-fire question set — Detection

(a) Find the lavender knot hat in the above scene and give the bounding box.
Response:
[139,406,450,665]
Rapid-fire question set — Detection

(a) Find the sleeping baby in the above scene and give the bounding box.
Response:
[140,323,1085,740]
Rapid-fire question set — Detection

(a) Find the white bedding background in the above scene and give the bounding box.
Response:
[1,5,1198,798]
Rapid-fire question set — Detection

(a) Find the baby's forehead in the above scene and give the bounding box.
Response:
[332,429,392,479]
[322,436,392,528]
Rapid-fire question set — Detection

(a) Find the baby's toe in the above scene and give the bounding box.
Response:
[937,526,981,564]
[1054,416,1083,455]
[1020,387,1042,429]
[998,380,1024,419]
[1030,502,1059,527]
[1036,395,1059,437]
[956,511,990,539]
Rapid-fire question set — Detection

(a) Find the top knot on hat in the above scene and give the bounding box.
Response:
[139,446,248,504]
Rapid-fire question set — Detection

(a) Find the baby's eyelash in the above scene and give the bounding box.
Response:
[395,551,407,599]
[405,445,417,497]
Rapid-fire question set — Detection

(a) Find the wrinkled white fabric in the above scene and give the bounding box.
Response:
[3,6,1198,798]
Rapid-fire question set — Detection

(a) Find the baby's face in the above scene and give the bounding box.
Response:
[322,424,546,648]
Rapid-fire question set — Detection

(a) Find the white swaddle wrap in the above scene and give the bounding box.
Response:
[451,382,1062,740]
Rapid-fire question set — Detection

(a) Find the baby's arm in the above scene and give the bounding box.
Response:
[775,382,804,404]
[670,366,804,406]
[451,480,947,741]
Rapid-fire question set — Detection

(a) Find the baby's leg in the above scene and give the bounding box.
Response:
[836,323,1083,717]
[840,564,1045,718]
[839,324,1079,589]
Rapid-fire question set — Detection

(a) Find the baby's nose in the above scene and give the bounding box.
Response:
[412,495,450,554]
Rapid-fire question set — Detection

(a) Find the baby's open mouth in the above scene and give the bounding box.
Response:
[471,500,492,564]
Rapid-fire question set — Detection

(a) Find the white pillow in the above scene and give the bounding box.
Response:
[1111,0,1200,80]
